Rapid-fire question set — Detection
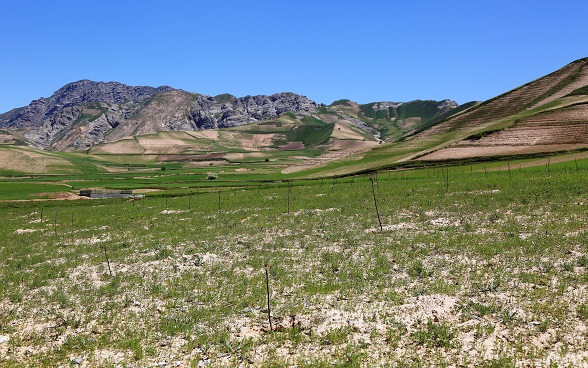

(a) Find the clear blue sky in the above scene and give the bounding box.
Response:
[1,0,586,112]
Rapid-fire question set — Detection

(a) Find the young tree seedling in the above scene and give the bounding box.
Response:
[370,177,383,232]
[264,264,273,332]
[101,244,113,277]
[53,208,58,237]
[71,210,75,244]
[287,181,291,215]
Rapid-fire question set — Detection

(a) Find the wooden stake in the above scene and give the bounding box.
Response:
[53,209,58,237]
[218,190,221,212]
[370,178,383,232]
[287,181,291,214]
[71,210,74,244]
[264,264,273,332]
[102,244,113,277]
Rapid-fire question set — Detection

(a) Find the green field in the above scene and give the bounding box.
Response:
[0,159,587,367]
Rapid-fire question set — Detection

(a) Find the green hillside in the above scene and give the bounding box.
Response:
[330,99,463,141]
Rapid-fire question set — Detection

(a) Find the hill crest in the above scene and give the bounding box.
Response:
[0,82,322,150]
[0,81,458,152]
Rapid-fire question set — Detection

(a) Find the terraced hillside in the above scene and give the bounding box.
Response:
[415,58,588,161]
[420,58,588,137]
[475,103,588,146]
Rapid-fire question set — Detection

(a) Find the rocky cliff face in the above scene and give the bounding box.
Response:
[0,80,173,130]
[0,80,320,150]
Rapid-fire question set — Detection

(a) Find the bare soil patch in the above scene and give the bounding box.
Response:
[331,139,378,151]
[185,160,230,167]
[418,144,588,161]
[0,133,16,144]
[224,152,267,160]
[0,147,74,174]
[239,134,277,151]
[90,139,145,155]
[489,151,588,171]
[157,153,225,162]
[185,130,220,141]
[136,136,191,155]
[279,142,305,150]
[282,145,376,173]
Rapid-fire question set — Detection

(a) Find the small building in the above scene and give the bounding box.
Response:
[79,189,133,199]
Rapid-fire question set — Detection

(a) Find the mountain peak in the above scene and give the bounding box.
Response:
[0,81,322,150]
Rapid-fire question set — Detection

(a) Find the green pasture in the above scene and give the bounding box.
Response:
[1,152,588,200]
[0,182,72,200]
[0,158,587,366]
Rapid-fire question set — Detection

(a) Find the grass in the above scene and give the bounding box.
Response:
[0,182,72,200]
[566,85,588,97]
[0,161,587,366]
[412,320,456,349]
[285,123,334,147]
[213,93,236,103]
[353,100,461,141]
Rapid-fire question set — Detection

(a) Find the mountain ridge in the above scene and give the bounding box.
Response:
[0,80,458,151]
[1,58,588,176]
[0,80,325,150]
[409,57,588,162]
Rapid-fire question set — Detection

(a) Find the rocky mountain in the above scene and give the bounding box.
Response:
[0,80,459,151]
[0,81,173,130]
[0,80,321,150]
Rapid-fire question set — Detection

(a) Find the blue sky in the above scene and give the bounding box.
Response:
[1,0,586,112]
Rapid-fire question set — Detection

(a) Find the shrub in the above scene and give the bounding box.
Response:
[412,320,456,348]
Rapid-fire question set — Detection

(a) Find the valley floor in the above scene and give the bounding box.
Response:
[0,165,587,367]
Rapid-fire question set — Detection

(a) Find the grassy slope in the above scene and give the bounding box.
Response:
[307,61,588,177]
[331,100,465,141]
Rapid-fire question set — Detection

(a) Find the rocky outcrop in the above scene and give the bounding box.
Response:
[23,106,83,149]
[186,92,319,130]
[1,80,172,129]
[0,80,320,150]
